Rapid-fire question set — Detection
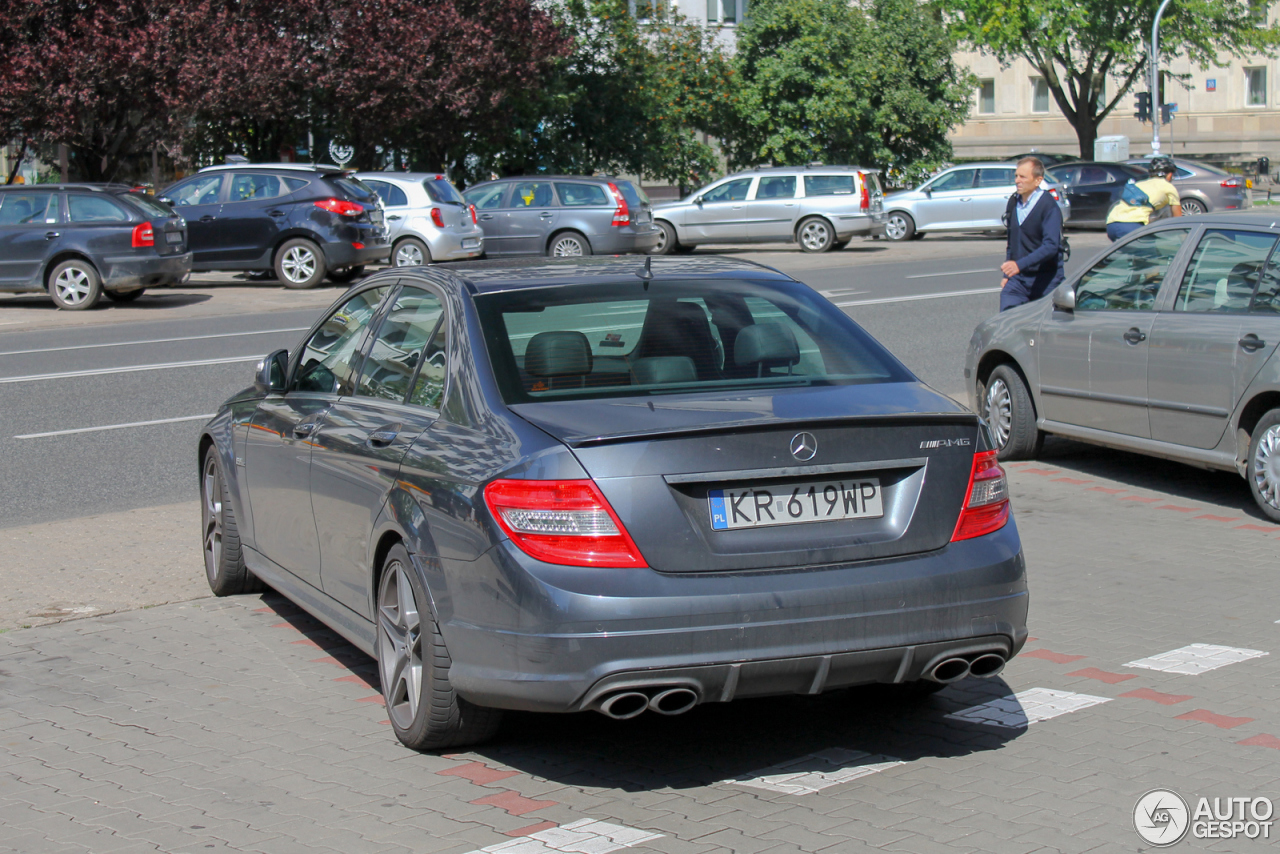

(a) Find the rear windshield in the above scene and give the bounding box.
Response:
[424,176,466,205]
[119,193,175,218]
[614,180,650,207]
[332,176,376,201]
[475,279,911,404]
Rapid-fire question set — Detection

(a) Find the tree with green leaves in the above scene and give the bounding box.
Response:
[949,0,1280,157]
[722,0,973,176]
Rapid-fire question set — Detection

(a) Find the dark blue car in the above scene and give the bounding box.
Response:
[198,256,1028,749]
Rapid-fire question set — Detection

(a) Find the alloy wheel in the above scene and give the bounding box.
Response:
[800,220,830,251]
[985,378,1013,450]
[281,246,317,284]
[654,227,668,253]
[378,560,423,730]
[202,455,223,586]
[885,214,909,241]
[552,236,585,257]
[54,267,92,306]
[1252,425,1280,510]
[395,243,424,266]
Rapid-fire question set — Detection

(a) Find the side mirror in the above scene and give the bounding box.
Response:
[254,349,289,394]
[694,195,704,206]
[157,197,174,206]
[923,188,932,198]
[1051,282,1076,312]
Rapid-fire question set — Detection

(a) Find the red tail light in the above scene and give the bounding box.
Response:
[1222,178,1242,188]
[951,450,1010,542]
[1047,187,1061,201]
[351,242,365,250]
[858,172,870,211]
[314,198,364,217]
[607,182,630,227]
[484,479,648,567]
[131,222,154,247]
[469,204,478,224]
[430,207,445,228]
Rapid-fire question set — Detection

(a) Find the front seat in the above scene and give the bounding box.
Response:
[734,323,801,377]
[633,300,721,380]
[524,330,593,390]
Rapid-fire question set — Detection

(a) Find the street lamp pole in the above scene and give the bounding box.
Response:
[1150,0,1174,154]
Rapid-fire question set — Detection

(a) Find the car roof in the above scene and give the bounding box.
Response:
[197,163,348,175]
[1157,210,1280,228]
[355,172,452,182]
[943,162,1022,169]
[467,175,624,185]
[731,165,878,174]
[0,183,138,193]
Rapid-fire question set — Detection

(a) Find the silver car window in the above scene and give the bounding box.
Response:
[555,182,609,206]
[925,169,976,192]
[466,184,507,210]
[1173,230,1276,314]
[756,176,796,199]
[702,178,751,203]
[977,169,1014,187]
[1076,229,1190,311]
[510,181,555,208]
[1251,255,1280,314]
[804,175,853,196]
[293,287,390,395]
[357,287,445,404]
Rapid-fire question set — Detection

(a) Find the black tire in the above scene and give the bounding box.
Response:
[274,238,327,289]
[910,231,927,240]
[548,231,591,257]
[797,216,835,253]
[201,446,265,596]
[393,237,431,267]
[885,211,916,242]
[106,288,146,303]
[48,259,103,310]
[832,239,850,250]
[983,364,1043,461]
[1181,198,1207,216]
[651,220,680,255]
[1247,408,1280,522]
[326,265,365,284]
[376,544,502,750]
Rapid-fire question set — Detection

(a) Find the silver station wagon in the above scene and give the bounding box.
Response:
[967,211,1280,520]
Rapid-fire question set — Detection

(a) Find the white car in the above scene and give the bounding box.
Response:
[356,172,484,265]
[882,162,1071,241]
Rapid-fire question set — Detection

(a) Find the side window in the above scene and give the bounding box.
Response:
[977,168,1015,188]
[1078,165,1110,184]
[1251,254,1280,314]
[67,195,130,223]
[1174,230,1278,313]
[168,175,223,207]
[804,175,853,196]
[756,176,796,199]
[465,184,507,210]
[409,321,449,409]
[386,184,408,206]
[363,180,389,199]
[702,178,752,203]
[283,177,310,194]
[1076,229,1190,311]
[926,169,977,192]
[293,287,389,395]
[228,173,285,202]
[1046,167,1079,186]
[555,182,610,206]
[357,287,445,404]
[510,181,555,208]
[0,192,58,224]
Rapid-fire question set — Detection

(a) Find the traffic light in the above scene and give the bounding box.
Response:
[1135,91,1152,123]
[1160,103,1175,124]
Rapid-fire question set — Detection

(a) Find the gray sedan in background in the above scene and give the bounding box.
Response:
[1124,156,1252,215]
[967,211,1280,520]
[356,172,484,265]
[883,162,1070,241]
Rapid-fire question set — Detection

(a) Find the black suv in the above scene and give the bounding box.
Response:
[0,184,190,310]
[159,163,390,288]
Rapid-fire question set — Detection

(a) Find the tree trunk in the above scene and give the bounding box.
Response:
[5,141,27,184]
[1073,119,1099,161]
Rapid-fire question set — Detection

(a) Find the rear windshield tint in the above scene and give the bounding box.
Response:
[119,193,176,218]
[332,176,375,201]
[805,175,855,196]
[614,180,649,207]
[475,279,911,404]
[424,177,466,205]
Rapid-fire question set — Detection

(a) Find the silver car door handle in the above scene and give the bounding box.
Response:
[1240,333,1266,352]
[960,197,973,202]
[480,214,495,220]
[539,212,554,218]
[387,215,402,221]
[293,422,318,438]
[367,428,399,447]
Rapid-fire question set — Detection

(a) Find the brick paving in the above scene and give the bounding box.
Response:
[2,438,1279,853]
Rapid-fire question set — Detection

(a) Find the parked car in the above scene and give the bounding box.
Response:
[0,184,190,310]
[1005,152,1080,167]
[883,162,1071,242]
[967,211,1280,520]
[159,163,389,288]
[1124,156,1252,215]
[653,166,886,254]
[356,172,484,266]
[198,255,1028,749]
[1045,161,1149,228]
[461,176,658,257]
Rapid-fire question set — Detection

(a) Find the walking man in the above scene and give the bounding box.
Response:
[1105,156,1182,241]
[1000,157,1064,312]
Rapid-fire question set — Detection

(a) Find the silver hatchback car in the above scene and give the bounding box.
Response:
[653,166,886,254]
[356,172,484,265]
[884,162,1070,242]
[967,212,1280,520]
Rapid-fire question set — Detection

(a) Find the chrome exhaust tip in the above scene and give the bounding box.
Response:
[928,657,972,684]
[598,691,649,720]
[648,687,698,716]
[968,653,1006,678]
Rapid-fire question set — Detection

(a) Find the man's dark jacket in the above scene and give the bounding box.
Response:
[1004,191,1064,291]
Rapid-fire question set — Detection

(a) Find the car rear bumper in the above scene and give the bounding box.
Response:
[435,521,1029,713]
[590,224,661,254]
[324,238,390,268]
[425,228,484,261]
[832,211,886,239]
[100,251,193,290]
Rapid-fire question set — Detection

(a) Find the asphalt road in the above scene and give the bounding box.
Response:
[0,231,1112,529]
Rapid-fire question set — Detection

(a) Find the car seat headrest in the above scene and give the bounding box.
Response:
[525,331,593,378]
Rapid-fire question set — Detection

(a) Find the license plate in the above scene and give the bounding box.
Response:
[463,238,480,248]
[370,209,384,225]
[165,231,183,244]
[709,478,883,530]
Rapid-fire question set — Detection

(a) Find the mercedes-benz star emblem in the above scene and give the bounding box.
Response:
[790,432,817,461]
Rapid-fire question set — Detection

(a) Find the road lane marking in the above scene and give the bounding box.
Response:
[15,414,216,439]
[1125,644,1268,675]
[0,354,263,384]
[0,326,308,357]
[834,286,1002,307]
[725,749,904,795]
[901,268,988,279]
[945,687,1110,729]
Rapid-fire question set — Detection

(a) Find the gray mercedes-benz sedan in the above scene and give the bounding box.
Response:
[199,256,1027,749]
[967,211,1280,520]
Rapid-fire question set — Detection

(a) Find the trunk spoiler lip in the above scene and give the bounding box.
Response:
[663,456,930,485]
[549,410,981,449]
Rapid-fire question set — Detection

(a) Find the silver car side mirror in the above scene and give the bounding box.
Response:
[694,196,704,205]
[1051,282,1076,312]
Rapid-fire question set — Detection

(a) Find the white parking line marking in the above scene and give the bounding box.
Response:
[1125,644,1269,675]
[0,355,264,384]
[14,414,215,439]
[725,748,904,795]
[945,688,1110,729]
[833,286,1002,307]
[904,268,993,279]
[0,327,308,357]
[467,819,662,854]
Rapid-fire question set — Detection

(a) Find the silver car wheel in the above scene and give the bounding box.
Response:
[799,220,831,251]
[395,243,424,266]
[552,235,585,256]
[54,267,92,306]
[1252,424,1280,510]
[201,455,223,586]
[654,226,668,253]
[281,245,317,284]
[378,560,422,731]
[885,214,910,241]
[985,377,1013,449]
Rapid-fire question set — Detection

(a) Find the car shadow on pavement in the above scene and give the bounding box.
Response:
[0,292,214,311]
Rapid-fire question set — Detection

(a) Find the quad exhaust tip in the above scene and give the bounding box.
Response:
[928,657,971,683]
[968,653,1007,678]
[598,691,650,720]
[925,652,1007,684]
[596,686,700,719]
[649,687,698,716]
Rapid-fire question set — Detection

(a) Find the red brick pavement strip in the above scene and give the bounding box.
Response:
[355,695,384,704]
[1236,523,1280,532]
[1120,496,1162,504]
[1158,505,1199,512]
[438,761,520,785]
[1238,734,1280,750]
[1087,487,1126,494]
[1022,649,1087,664]
[506,821,559,837]
[334,673,378,690]
[471,791,558,816]
[1020,468,1060,476]
[1067,667,1137,685]
[1052,477,1091,484]
[1195,514,1241,523]
[290,638,323,649]
[1119,688,1193,705]
[1175,709,1255,729]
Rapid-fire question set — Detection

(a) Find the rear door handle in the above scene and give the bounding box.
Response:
[266,209,286,217]
[200,215,217,222]
[387,214,402,221]
[45,231,59,240]
[1240,333,1266,352]
[1123,327,1147,345]
[960,197,973,202]
[480,214,495,221]
[293,422,318,438]
[539,212,554,218]
[367,427,399,447]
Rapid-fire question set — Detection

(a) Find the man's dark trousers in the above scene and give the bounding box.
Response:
[1001,192,1064,311]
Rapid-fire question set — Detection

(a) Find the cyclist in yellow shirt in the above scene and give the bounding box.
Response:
[1105,156,1182,241]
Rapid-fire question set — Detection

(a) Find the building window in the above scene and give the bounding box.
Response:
[1031,77,1050,113]
[706,0,738,23]
[978,79,995,114]
[1246,66,1267,107]
[631,0,668,20]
